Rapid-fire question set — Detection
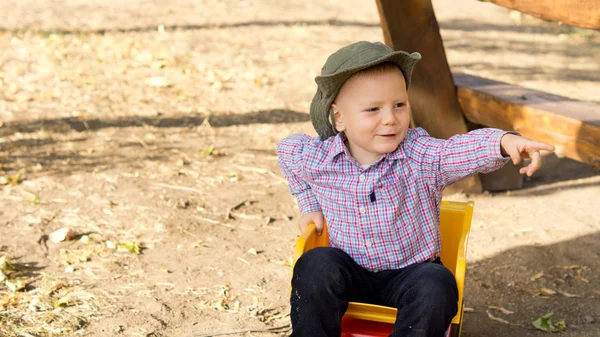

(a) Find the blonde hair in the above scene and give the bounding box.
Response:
[352,62,403,79]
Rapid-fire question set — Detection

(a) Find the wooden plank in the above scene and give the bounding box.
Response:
[481,0,600,30]
[376,0,481,193]
[454,72,600,168]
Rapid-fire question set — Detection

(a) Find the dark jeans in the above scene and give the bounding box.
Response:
[290,247,458,337]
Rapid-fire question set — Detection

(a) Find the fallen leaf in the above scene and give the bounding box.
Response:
[247,248,258,255]
[30,196,41,205]
[530,272,544,281]
[555,289,583,298]
[532,313,566,332]
[237,257,250,265]
[463,307,475,313]
[160,268,170,273]
[486,310,518,325]
[0,256,16,272]
[5,279,25,292]
[201,145,215,156]
[534,288,556,297]
[573,276,590,283]
[106,240,116,249]
[54,295,76,307]
[554,265,580,270]
[1,174,21,185]
[190,240,208,249]
[117,241,141,254]
[488,306,514,315]
[49,227,76,243]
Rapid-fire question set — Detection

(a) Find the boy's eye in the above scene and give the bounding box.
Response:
[365,107,379,112]
[395,103,406,108]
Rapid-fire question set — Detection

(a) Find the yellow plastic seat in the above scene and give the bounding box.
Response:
[292,200,474,337]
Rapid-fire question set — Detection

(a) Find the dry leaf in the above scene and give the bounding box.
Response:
[0,256,16,272]
[486,310,519,326]
[554,265,580,270]
[555,289,583,298]
[534,288,556,297]
[190,240,208,249]
[464,307,475,313]
[49,227,76,243]
[117,241,141,254]
[5,280,25,292]
[488,306,515,315]
[530,272,544,281]
[247,248,258,255]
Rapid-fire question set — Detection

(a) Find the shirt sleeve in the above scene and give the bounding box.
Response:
[406,127,512,189]
[277,134,322,214]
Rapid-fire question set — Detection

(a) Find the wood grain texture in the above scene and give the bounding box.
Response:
[481,0,600,30]
[455,72,600,167]
[376,0,469,140]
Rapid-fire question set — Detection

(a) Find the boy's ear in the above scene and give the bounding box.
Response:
[331,103,345,132]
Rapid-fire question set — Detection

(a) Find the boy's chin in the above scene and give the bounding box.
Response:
[375,143,401,154]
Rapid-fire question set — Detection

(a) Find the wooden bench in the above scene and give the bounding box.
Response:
[375,0,600,190]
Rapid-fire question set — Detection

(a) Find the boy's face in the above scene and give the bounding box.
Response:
[332,67,410,165]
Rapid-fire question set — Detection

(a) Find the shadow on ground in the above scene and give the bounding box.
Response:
[463,231,600,337]
[0,109,310,138]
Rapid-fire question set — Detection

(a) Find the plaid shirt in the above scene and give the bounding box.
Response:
[278,127,510,272]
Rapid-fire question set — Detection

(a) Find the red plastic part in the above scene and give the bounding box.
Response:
[340,316,452,337]
[340,317,393,337]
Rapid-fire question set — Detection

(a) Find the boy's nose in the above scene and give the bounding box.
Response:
[382,108,397,125]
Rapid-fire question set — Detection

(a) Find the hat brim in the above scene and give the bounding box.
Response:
[310,51,421,140]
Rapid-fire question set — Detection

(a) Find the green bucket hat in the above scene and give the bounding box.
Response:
[310,41,421,140]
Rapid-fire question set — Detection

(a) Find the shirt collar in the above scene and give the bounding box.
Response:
[326,133,406,163]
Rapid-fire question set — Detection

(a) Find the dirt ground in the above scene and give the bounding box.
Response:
[1,1,599,336]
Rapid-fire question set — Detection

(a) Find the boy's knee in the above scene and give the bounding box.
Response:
[412,264,458,301]
[293,247,350,285]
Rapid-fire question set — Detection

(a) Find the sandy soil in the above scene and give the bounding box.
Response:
[1,1,599,336]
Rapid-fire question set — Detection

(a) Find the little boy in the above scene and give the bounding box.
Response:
[277,41,554,337]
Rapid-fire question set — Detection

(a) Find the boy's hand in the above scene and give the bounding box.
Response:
[299,211,325,236]
[500,134,555,176]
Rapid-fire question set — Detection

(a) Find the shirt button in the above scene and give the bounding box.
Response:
[359,207,366,214]
[365,240,372,247]
[359,174,366,182]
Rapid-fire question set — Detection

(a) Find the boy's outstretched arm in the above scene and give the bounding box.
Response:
[500,134,555,176]
[406,128,555,190]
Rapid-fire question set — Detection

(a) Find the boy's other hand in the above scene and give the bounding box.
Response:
[299,211,325,236]
[500,134,555,176]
